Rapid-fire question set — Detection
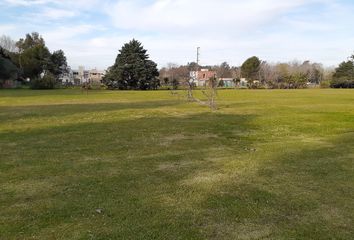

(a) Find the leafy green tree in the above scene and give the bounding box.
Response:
[16,32,45,52]
[333,60,354,79]
[286,73,308,89]
[103,39,159,90]
[241,56,261,80]
[331,56,354,88]
[48,50,68,78]
[16,32,50,79]
[20,44,51,79]
[13,32,68,88]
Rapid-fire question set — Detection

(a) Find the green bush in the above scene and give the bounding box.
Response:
[30,73,56,89]
[320,81,331,88]
[88,81,104,90]
[330,78,354,88]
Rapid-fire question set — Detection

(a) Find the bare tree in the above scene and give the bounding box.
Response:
[231,66,242,79]
[189,73,218,111]
[201,76,218,110]
[213,62,232,78]
[160,62,218,110]
[259,61,277,86]
[0,35,18,53]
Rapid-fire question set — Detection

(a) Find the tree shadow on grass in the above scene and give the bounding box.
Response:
[194,132,354,239]
[2,109,353,239]
[0,112,257,239]
[0,100,181,124]
[0,89,103,98]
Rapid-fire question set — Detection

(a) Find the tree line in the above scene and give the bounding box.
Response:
[0,33,68,89]
[1,33,353,89]
[160,56,353,89]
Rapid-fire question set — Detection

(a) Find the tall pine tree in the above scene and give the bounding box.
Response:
[104,39,159,90]
[331,55,354,88]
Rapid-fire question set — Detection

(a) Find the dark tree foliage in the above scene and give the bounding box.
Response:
[187,62,199,71]
[103,39,159,90]
[218,79,225,87]
[171,78,179,90]
[241,56,261,80]
[20,44,51,79]
[30,72,56,89]
[16,32,45,52]
[0,47,19,83]
[331,58,354,88]
[286,72,308,89]
[49,50,68,78]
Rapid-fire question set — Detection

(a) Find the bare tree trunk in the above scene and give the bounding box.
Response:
[191,76,218,111]
[187,81,194,101]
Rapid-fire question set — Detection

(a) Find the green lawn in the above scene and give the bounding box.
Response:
[1,89,354,239]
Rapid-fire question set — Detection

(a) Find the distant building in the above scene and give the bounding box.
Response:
[59,67,74,85]
[190,69,216,87]
[89,68,105,83]
[236,78,248,87]
[71,66,105,84]
[72,66,89,84]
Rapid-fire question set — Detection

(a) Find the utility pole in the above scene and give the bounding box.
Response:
[197,47,200,67]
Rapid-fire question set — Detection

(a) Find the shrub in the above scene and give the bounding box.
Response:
[88,81,104,90]
[218,80,225,88]
[30,73,56,89]
[320,81,331,88]
[330,78,354,88]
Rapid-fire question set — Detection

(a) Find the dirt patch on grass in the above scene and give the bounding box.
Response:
[157,160,193,172]
[160,133,218,146]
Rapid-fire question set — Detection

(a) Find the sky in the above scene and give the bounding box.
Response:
[0,0,353,69]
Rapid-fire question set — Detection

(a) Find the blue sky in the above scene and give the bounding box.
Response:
[0,0,353,69]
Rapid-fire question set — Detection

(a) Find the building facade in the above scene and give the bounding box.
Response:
[190,69,217,87]
[89,69,105,83]
[71,66,105,85]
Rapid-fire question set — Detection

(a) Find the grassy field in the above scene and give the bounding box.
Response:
[0,89,354,239]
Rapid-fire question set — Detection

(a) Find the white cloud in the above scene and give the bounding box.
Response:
[3,0,100,7]
[2,0,353,69]
[3,0,54,6]
[100,0,352,67]
[36,7,77,20]
[42,24,99,42]
[0,24,16,33]
[107,0,318,35]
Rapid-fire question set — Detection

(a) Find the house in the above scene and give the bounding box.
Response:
[72,66,106,84]
[89,68,105,83]
[72,66,89,84]
[190,69,216,87]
